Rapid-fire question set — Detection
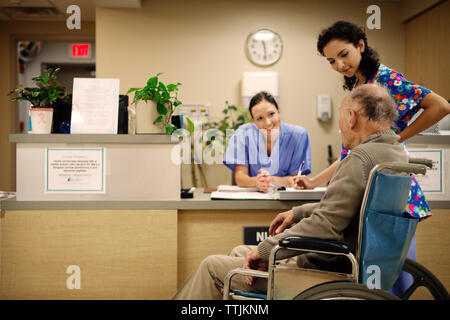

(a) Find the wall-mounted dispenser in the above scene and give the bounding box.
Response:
[317,94,331,122]
[241,72,278,108]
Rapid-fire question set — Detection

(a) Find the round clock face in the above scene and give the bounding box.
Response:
[246,28,283,66]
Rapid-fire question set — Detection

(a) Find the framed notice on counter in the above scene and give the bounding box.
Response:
[45,148,106,193]
[408,148,444,194]
[70,78,119,133]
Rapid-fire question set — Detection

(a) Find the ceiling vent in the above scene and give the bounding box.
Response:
[0,6,63,20]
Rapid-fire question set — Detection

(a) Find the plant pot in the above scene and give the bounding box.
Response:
[135,100,162,134]
[29,107,53,134]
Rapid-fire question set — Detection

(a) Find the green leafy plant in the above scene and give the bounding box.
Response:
[203,101,252,147]
[127,72,193,134]
[8,68,68,107]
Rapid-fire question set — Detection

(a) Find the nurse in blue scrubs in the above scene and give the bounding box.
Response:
[223,91,311,193]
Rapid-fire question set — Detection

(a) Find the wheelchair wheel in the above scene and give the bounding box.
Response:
[293,281,400,300]
[400,258,449,300]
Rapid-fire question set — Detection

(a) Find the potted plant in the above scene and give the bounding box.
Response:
[9,68,68,134]
[203,101,252,149]
[127,72,191,134]
[190,102,251,187]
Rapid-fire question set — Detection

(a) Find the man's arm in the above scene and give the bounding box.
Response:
[268,202,321,236]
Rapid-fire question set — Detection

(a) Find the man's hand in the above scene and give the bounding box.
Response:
[269,210,295,236]
[243,248,268,286]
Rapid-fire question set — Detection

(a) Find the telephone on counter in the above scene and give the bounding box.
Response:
[181,188,195,199]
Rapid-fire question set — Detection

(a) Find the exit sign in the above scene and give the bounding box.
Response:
[71,43,90,58]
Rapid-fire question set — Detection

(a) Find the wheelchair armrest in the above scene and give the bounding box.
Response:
[223,268,269,300]
[409,157,433,169]
[226,267,269,280]
[278,236,350,254]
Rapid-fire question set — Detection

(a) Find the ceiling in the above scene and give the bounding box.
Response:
[0,0,141,21]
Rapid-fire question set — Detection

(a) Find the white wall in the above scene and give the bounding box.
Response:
[96,0,405,186]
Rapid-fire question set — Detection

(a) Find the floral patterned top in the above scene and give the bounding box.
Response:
[340,64,432,219]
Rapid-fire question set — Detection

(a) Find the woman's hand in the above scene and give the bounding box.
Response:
[256,169,273,192]
[292,175,315,189]
[269,210,295,235]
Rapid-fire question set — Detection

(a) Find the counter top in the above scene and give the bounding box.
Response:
[0,189,311,211]
[9,132,450,145]
[1,189,449,210]
[408,133,450,145]
[9,133,177,144]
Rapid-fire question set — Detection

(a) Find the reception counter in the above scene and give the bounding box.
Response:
[0,191,312,299]
[1,191,449,300]
[2,133,449,299]
[9,134,180,201]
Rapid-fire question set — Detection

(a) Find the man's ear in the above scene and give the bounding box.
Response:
[349,109,358,129]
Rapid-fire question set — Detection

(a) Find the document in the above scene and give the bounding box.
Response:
[217,185,258,192]
[71,78,119,133]
[211,191,277,200]
[211,185,326,200]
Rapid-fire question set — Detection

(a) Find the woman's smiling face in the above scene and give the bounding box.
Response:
[250,99,280,131]
[322,39,364,78]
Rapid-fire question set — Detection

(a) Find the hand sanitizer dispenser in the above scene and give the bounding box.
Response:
[317,94,331,122]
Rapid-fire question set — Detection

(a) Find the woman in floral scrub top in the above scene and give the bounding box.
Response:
[296,20,449,297]
[297,20,450,220]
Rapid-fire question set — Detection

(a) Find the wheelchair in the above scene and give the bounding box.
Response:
[223,160,449,300]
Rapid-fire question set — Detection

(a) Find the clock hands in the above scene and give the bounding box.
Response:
[262,41,267,60]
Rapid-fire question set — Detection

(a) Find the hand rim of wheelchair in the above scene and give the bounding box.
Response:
[293,280,401,300]
[292,258,449,300]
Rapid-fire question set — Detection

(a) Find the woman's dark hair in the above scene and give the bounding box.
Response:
[317,21,380,91]
[249,91,279,117]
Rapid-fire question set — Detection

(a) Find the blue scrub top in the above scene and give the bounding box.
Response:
[223,122,311,177]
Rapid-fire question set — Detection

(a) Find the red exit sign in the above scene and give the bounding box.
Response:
[71,43,90,58]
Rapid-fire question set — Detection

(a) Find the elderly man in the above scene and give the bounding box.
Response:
[172,84,408,300]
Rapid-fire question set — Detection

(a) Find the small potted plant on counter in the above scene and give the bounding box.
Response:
[8,68,68,134]
[127,72,193,134]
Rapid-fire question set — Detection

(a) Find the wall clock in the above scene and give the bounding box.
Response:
[246,28,283,66]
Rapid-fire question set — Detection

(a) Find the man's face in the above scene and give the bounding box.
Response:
[339,96,355,149]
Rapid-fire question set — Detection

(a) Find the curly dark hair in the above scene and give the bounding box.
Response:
[317,21,380,91]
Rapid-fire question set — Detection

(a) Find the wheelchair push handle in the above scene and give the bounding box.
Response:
[374,162,427,176]
[408,157,433,169]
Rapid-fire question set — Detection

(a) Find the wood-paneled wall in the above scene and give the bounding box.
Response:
[405,0,450,99]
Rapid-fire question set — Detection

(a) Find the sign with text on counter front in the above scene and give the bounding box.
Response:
[45,148,105,193]
[408,148,444,194]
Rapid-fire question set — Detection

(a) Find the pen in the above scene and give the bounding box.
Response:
[297,161,305,176]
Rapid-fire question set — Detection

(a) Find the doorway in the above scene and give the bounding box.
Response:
[15,40,96,133]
